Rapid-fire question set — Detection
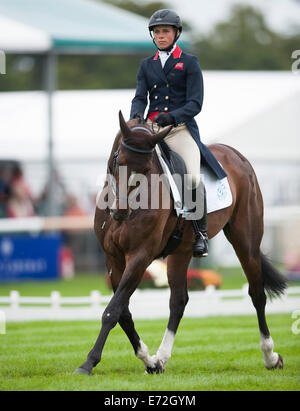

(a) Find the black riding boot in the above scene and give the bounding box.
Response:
[191,188,208,258]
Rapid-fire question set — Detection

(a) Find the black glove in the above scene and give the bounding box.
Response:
[133,112,145,124]
[154,113,175,127]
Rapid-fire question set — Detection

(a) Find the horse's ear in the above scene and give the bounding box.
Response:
[119,110,131,141]
[150,126,173,146]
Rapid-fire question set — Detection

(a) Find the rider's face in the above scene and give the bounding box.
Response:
[153,25,176,50]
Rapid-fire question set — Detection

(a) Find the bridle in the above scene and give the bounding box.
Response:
[120,126,155,154]
[112,125,155,172]
[110,125,155,204]
[121,140,154,154]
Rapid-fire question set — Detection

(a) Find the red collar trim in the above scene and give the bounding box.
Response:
[154,51,159,60]
[153,45,182,60]
[172,45,182,59]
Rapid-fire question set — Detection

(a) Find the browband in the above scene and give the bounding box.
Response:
[131,126,153,135]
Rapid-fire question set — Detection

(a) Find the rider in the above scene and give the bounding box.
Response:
[130,9,225,257]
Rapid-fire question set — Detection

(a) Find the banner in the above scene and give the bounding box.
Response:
[0,234,61,282]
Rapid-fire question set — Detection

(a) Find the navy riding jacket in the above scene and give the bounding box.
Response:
[130,45,226,179]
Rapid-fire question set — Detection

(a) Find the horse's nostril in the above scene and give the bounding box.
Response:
[111,210,126,222]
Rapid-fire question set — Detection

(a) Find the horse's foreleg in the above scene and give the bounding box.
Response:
[149,252,191,373]
[108,259,158,372]
[75,254,150,376]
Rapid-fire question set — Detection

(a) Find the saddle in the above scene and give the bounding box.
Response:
[155,141,187,259]
[158,140,187,181]
[156,140,187,209]
[154,142,233,259]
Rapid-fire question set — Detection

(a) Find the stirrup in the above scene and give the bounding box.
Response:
[193,231,208,258]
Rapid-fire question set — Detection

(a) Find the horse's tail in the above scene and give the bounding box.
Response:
[260,252,287,299]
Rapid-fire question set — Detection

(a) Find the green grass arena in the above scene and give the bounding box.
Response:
[0,314,299,391]
[1,271,299,391]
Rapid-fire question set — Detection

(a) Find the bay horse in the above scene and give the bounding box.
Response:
[75,111,286,376]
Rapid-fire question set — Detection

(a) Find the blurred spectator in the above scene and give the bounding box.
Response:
[63,194,86,217]
[6,164,35,218]
[36,169,67,216]
[60,246,75,280]
[285,250,300,282]
[62,193,88,272]
[0,166,10,218]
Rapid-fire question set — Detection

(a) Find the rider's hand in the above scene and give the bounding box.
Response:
[154,113,175,127]
[133,112,145,124]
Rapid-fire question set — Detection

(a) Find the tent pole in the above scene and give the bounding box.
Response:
[45,51,57,217]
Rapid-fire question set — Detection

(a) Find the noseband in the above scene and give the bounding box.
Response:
[121,140,154,154]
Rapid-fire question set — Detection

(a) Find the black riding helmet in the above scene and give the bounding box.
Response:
[148,9,182,51]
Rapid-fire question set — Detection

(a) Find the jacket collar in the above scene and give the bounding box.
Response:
[153,44,182,61]
[151,45,183,80]
[172,44,183,59]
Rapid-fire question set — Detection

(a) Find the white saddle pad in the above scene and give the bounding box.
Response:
[202,164,233,214]
[158,155,232,215]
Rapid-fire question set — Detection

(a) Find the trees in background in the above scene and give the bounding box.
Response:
[193,5,300,70]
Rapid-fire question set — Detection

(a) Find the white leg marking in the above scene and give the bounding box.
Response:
[136,340,156,369]
[260,334,279,369]
[155,329,175,366]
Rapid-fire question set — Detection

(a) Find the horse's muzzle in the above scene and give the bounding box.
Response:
[110,209,128,222]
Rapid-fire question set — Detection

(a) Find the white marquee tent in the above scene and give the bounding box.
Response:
[1,71,299,164]
[0,0,158,53]
[0,14,51,52]
[0,0,188,215]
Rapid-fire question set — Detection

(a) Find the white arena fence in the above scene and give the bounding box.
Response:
[0,213,300,322]
[1,285,300,322]
[0,206,300,234]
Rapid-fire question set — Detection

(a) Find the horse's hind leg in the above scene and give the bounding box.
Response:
[223,223,284,369]
[117,305,157,370]
[149,251,191,373]
[118,301,159,371]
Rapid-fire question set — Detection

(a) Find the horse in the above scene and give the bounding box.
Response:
[75,111,287,376]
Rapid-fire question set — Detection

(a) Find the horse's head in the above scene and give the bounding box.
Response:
[110,111,172,222]
[118,110,172,171]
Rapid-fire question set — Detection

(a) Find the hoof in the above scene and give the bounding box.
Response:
[273,354,284,370]
[146,359,165,375]
[74,367,92,376]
